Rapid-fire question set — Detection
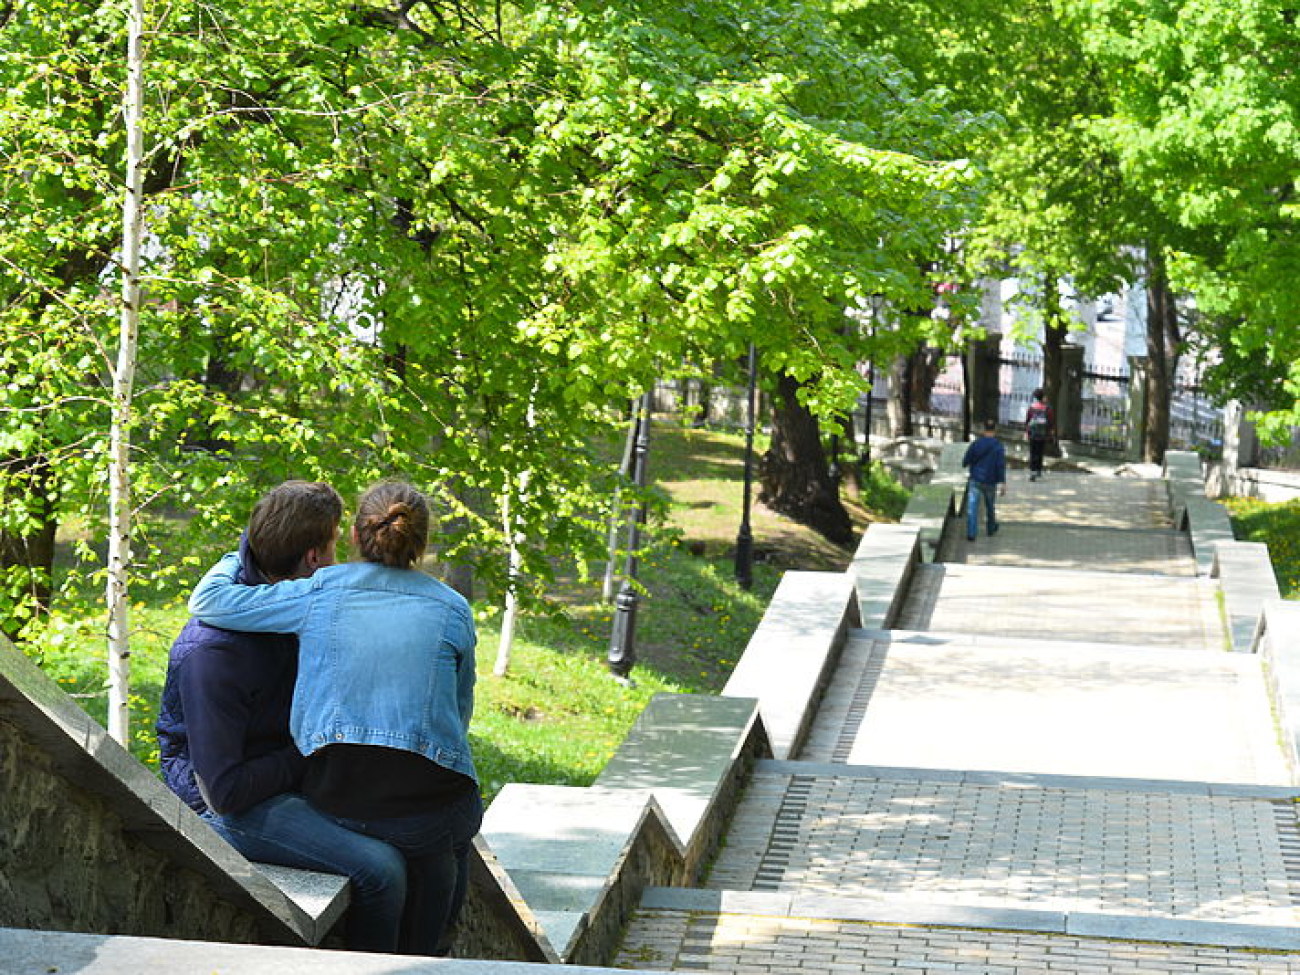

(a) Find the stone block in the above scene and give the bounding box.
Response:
[849,524,922,629]
[1213,540,1281,652]
[722,571,859,760]
[479,785,682,964]
[595,693,769,879]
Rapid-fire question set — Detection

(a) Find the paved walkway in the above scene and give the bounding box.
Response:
[614,470,1300,972]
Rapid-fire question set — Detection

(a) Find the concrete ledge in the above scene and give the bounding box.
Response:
[0,926,665,974]
[722,571,860,760]
[595,693,770,880]
[1164,449,1205,527]
[901,483,957,562]
[1255,600,1300,785]
[1213,541,1281,652]
[1185,496,1236,577]
[458,838,557,963]
[251,864,348,939]
[848,524,922,629]
[635,888,1300,951]
[0,634,323,946]
[935,440,970,479]
[479,785,682,965]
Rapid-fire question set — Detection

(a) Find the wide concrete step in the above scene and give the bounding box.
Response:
[894,562,1224,649]
[614,888,1300,973]
[942,522,1197,575]
[706,762,1300,925]
[986,472,1175,530]
[799,631,1289,783]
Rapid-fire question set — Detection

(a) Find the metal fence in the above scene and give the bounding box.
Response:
[997,354,1131,451]
[664,356,1224,459]
[1079,361,1130,452]
[1169,382,1224,454]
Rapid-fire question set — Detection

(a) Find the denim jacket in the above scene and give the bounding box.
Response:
[189,553,477,783]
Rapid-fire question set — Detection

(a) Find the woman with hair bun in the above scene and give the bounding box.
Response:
[189,480,481,957]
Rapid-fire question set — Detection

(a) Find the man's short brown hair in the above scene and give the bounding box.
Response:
[247,481,343,580]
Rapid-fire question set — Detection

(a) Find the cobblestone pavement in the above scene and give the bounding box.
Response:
[611,467,1300,972]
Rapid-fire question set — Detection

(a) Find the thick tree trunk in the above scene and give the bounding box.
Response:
[1144,251,1177,464]
[1042,275,1068,457]
[758,372,854,547]
[886,355,913,437]
[908,347,943,414]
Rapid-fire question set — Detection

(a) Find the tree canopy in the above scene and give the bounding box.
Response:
[0,0,981,635]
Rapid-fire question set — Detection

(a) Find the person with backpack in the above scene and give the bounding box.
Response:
[962,419,1006,541]
[1024,388,1054,481]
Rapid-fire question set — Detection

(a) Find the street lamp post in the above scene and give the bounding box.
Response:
[608,390,652,683]
[734,343,757,591]
[860,361,875,470]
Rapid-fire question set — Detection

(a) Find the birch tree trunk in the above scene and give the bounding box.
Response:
[494,483,526,677]
[107,0,146,744]
[495,398,536,676]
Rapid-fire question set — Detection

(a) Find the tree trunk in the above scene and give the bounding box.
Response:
[1144,251,1177,464]
[758,372,854,547]
[908,347,943,414]
[105,0,147,744]
[886,355,913,437]
[1042,274,1068,457]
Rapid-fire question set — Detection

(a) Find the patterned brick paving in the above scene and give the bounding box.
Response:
[616,911,1300,973]
[707,771,1299,925]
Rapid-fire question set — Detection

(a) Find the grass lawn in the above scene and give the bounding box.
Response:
[27,419,904,802]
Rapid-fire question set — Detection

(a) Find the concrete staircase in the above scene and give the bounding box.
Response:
[613,469,1300,972]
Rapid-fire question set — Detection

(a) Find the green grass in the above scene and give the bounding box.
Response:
[1223,496,1300,599]
[25,421,901,803]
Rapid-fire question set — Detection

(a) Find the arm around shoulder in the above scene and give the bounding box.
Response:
[188,553,316,633]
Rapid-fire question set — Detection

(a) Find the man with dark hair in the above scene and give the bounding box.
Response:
[962,419,1007,541]
[157,481,406,952]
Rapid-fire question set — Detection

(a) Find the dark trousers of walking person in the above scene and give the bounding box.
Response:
[966,481,999,540]
[1028,436,1047,479]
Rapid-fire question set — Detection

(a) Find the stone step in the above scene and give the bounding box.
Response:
[942,521,1197,575]
[705,763,1300,925]
[799,630,1288,783]
[0,926,648,974]
[894,562,1224,649]
[614,888,1300,973]
[982,472,1175,530]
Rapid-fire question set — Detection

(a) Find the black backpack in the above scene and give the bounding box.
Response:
[1026,402,1050,440]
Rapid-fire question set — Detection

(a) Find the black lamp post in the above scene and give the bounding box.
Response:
[734,343,757,591]
[861,361,875,469]
[608,390,652,683]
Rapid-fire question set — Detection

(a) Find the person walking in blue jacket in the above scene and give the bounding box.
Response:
[188,480,481,957]
[962,419,1007,541]
[157,481,406,952]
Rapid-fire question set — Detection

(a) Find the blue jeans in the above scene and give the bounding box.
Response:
[332,788,484,956]
[966,480,999,538]
[205,793,406,952]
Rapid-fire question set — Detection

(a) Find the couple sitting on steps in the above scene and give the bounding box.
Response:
[156,479,481,956]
